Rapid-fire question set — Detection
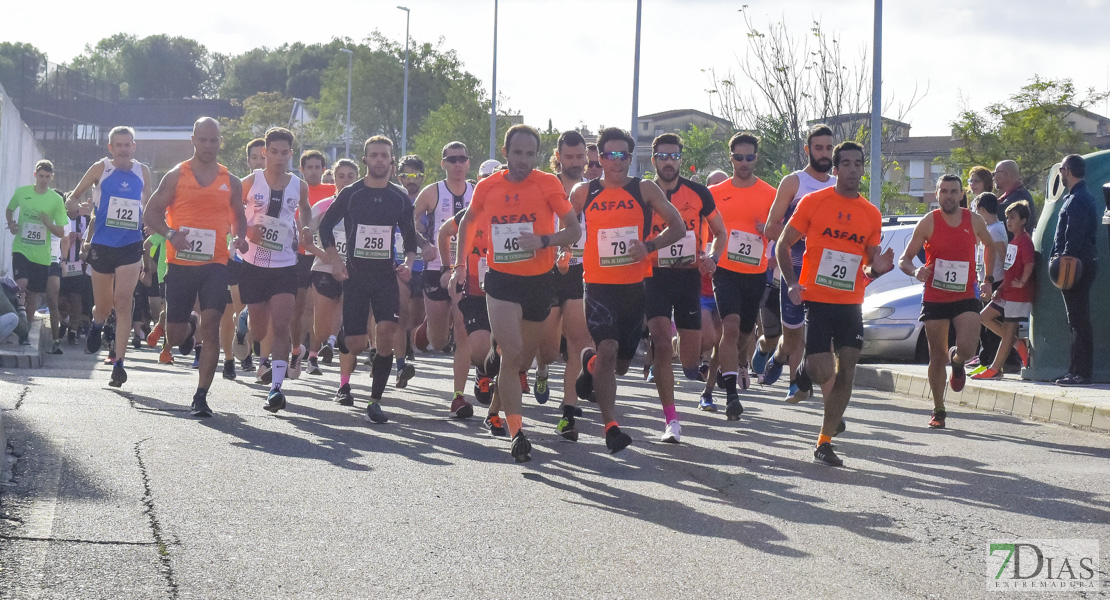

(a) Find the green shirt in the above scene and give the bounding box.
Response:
[148,234,169,281]
[7,185,68,266]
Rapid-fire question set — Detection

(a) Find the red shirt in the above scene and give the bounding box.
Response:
[922,209,977,303]
[998,230,1035,303]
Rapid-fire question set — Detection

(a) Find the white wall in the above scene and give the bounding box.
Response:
[0,82,46,278]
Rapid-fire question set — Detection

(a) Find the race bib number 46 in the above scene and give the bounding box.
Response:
[491,222,534,263]
[658,231,696,267]
[354,224,392,259]
[727,229,763,266]
[106,196,141,230]
[815,249,862,291]
[598,226,639,267]
[932,258,969,293]
[178,228,216,262]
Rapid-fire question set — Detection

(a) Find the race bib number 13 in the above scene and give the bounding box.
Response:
[932,259,969,293]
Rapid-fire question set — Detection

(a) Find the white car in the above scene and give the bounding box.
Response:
[862,224,927,361]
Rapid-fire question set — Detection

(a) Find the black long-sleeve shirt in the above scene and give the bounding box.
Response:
[319,180,416,273]
[1052,179,1098,263]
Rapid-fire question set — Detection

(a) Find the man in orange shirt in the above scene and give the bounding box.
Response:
[776,141,894,467]
[452,124,581,463]
[144,117,248,417]
[572,127,686,452]
[709,132,777,420]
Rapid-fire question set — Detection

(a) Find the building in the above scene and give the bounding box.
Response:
[126,99,243,176]
[633,109,733,166]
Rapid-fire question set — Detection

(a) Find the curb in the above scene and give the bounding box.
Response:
[0,318,44,369]
[854,366,1110,433]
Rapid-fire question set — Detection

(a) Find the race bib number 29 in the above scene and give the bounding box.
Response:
[815,249,862,291]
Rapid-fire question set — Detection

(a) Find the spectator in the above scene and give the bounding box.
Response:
[993,160,1036,234]
[968,165,994,199]
[1,277,30,344]
[968,193,1010,372]
[973,201,1035,380]
[1051,154,1098,386]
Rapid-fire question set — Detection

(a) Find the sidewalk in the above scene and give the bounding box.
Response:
[0,314,45,368]
[855,363,1110,433]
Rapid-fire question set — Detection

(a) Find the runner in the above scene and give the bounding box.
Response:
[973,201,1035,380]
[436,210,486,421]
[288,150,336,378]
[452,124,581,462]
[570,127,687,452]
[708,132,776,420]
[392,155,427,377]
[58,198,94,347]
[237,127,313,413]
[319,135,419,423]
[230,138,266,377]
[775,141,894,466]
[306,159,360,375]
[143,117,247,416]
[645,133,723,441]
[7,162,68,347]
[763,125,837,401]
[898,174,997,428]
[585,143,603,180]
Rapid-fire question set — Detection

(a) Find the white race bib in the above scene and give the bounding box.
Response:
[315,223,348,262]
[393,230,422,261]
[21,222,47,246]
[477,257,489,290]
[1004,243,1017,271]
[257,215,292,252]
[727,229,763,266]
[598,226,639,267]
[491,222,534,263]
[178,228,216,262]
[106,196,141,230]
[62,260,84,277]
[354,224,391,259]
[931,258,969,293]
[815,249,862,291]
[658,230,697,268]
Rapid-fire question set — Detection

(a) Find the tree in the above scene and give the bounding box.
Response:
[67,34,222,99]
[409,88,513,179]
[0,42,47,97]
[219,40,348,101]
[217,92,329,174]
[946,76,1108,197]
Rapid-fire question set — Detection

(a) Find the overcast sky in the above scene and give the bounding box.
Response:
[3,0,1109,137]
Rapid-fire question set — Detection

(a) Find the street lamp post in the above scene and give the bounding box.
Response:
[869,0,883,209]
[489,0,499,160]
[398,6,411,157]
[630,0,642,176]
[339,48,353,158]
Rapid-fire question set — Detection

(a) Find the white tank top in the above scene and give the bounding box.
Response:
[567,176,588,267]
[425,179,473,270]
[239,169,303,268]
[786,169,837,267]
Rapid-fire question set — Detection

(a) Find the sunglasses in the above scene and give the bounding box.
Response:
[731,153,757,162]
[443,155,469,164]
[653,152,682,161]
[397,172,424,180]
[601,151,631,161]
[587,161,602,169]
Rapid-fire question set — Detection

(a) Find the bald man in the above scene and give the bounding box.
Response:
[993,160,1036,234]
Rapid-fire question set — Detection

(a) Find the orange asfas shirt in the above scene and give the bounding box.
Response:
[647,177,716,269]
[709,178,776,274]
[166,161,234,266]
[466,170,571,277]
[786,186,881,305]
[582,178,654,285]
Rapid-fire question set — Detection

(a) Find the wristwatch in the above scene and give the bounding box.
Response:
[166,228,177,241]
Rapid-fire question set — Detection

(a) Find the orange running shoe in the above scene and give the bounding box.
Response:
[1013,339,1030,368]
[159,347,175,364]
[146,324,164,348]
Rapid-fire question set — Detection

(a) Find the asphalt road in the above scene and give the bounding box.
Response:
[2,343,1108,599]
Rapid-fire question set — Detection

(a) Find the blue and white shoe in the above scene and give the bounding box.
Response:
[763,355,784,386]
[751,348,771,376]
[699,392,718,412]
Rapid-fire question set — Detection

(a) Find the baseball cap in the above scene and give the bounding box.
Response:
[478,159,502,177]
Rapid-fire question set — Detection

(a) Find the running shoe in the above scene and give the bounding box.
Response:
[232,327,250,361]
[146,323,164,348]
[484,414,508,437]
[519,372,529,393]
[106,349,116,365]
[159,347,175,364]
[725,394,744,421]
[395,362,416,388]
[257,360,272,385]
[49,339,63,355]
[682,367,702,381]
[264,388,286,413]
[289,346,305,380]
[483,344,501,378]
[108,362,127,388]
[604,425,632,454]
[964,354,982,369]
[970,367,1002,380]
[643,364,653,382]
[929,409,946,429]
[1013,339,1030,368]
[813,442,843,467]
[787,367,813,404]
[449,393,474,419]
[699,392,718,412]
[365,401,389,424]
[178,315,196,356]
[474,376,493,406]
[967,365,988,377]
[86,323,103,354]
[191,346,201,369]
[555,416,578,441]
[307,356,322,376]
[318,343,333,365]
[510,431,532,463]
[241,355,255,372]
[533,374,549,404]
[190,393,213,418]
[751,348,771,376]
[739,369,750,391]
[334,383,355,406]
[763,354,784,386]
[697,360,710,382]
[661,420,682,444]
[222,359,236,380]
[835,418,847,436]
[948,346,965,392]
[132,334,142,350]
[1054,374,1088,387]
[575,348,597,402]
[67,329,77,345]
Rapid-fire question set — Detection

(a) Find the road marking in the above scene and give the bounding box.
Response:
[19,438,66,599]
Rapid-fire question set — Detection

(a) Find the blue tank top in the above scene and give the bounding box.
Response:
[92,158,145,247]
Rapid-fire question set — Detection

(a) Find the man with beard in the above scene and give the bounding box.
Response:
[898,174,997,428]
[292,150,336,377]
[643,133,724,442]
[776,141,894,466]
[395,155,427,368]
[707,132,777,420]
[763,124,837,402]
[585,143,603,180]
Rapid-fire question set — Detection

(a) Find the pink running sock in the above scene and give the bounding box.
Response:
[340,374,351,387]
[662,403,678,424]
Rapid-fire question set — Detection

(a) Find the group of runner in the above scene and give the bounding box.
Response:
[6,117,1035,467]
